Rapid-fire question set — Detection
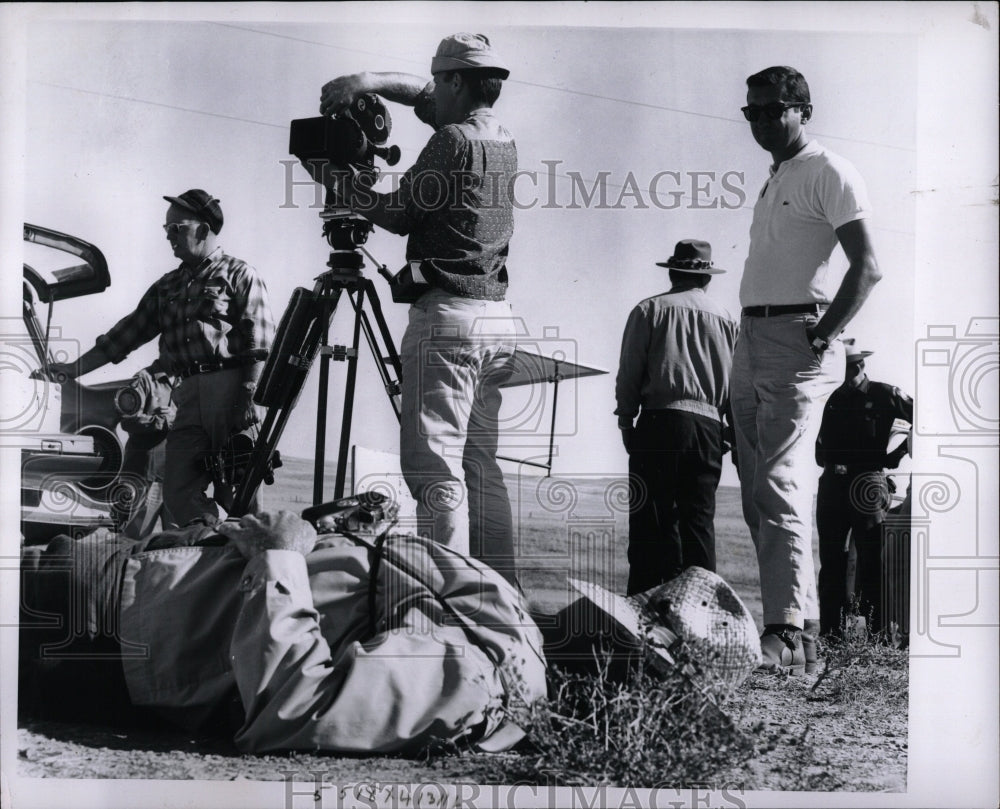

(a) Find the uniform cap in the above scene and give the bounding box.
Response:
[843,338,875,362]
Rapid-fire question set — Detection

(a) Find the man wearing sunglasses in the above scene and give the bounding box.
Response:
[729,67,883,675]
[38,189,276,529]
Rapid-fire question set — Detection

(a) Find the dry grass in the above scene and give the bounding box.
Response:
[810,615,909,711]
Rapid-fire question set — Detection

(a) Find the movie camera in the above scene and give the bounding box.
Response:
[113,372,175,436]
[289,94,401,190]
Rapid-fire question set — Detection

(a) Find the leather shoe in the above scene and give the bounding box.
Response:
[802,619,820,675]
[758,625,806,675]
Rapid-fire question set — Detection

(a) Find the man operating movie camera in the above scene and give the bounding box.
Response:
[298,33,521,583]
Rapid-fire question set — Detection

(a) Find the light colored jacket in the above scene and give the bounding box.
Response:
[118,531,547,753]
[615,286,737,426]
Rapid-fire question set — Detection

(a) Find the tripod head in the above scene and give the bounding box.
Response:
[321,206,373,281]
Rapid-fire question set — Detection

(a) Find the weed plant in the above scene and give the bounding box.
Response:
[487,639,756,787]
[810,608,909,709]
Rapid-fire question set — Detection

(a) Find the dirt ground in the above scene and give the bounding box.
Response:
[12,468,908,793]
[16,664,907,791]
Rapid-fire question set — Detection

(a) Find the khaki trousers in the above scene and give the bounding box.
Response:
[163,368,258,527]
[730,313,844,629]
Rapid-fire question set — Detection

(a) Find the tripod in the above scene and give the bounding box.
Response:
[230,209,402,516]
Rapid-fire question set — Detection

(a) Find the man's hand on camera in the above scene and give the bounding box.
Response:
[219,511,318,560]
[320,74,367,117]
[320,72,427,117]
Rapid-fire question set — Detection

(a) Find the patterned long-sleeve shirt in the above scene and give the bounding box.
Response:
[96,248,275,375]
[393,109,516,301]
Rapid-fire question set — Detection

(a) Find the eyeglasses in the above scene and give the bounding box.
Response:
[162,221,199,236]
[740,101,808,122]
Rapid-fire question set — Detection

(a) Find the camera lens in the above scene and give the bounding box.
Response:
[114,386,145,418]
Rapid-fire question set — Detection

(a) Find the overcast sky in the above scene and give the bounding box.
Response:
[1,3,998,808]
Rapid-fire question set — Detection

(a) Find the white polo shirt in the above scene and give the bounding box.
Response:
[740,140,871,307]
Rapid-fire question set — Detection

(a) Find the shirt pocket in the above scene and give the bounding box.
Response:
[198,278,231,322]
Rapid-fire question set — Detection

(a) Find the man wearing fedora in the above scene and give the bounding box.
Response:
[615,239,738,595]
[39,189,276,528]
[730,66,883,674]
[815,339,912,636]
[315,34,519,581]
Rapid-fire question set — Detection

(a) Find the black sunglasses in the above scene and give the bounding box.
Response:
[741,101,808,122]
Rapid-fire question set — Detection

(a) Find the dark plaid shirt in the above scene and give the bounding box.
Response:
[96,248,275,375]
[396,109,516,301]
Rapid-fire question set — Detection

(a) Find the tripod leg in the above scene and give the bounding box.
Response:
[314,318,332,505]
[359,278,403,421]
[334,287,366,500]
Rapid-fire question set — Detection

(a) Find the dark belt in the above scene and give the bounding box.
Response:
[175,357,248,379]
[825,463,884,476]
[741,303,828,317]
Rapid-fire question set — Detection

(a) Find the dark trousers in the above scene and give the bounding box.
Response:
[626,409,723,596]
[816,470,889,635]
[18,531,139,723]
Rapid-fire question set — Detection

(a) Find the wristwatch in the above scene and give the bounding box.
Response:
[806,329,830,356]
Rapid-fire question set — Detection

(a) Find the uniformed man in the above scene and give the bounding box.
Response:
[815,339,913,636]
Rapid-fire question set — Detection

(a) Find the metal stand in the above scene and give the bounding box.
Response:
[230,209,402,516]
[495,360,562,476]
